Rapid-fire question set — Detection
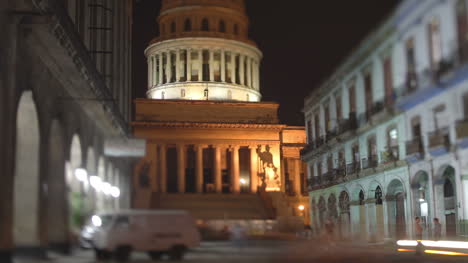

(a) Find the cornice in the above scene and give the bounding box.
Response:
[132,121,287,130]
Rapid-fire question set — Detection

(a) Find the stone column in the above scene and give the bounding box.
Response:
[249,146,258,193]
[153,56,158,86]
[158,53,163,85]
[231,146,240,194]
[239,55,245,86]
[254,60,259,90]
[187,49,192,82]
[175,49,181,82]
[209,49,214,82]
[247,57,252,89]
[196,145,204,193]
[214,146,222,193]
[293,159,301,196]
[220,50,226,82]
[167,51,172,83]
[148,57,152,87]
[230,52,236,84]
[159,145,167,193]
[198,49,203,81]
[177,144,186,193]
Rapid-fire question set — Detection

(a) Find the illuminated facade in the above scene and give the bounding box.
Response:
[133,0,309,227]
[303,0,468,241]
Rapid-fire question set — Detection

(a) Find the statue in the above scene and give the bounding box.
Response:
[256,145,281,191]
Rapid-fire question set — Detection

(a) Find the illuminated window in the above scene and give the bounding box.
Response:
[201,18,209,31]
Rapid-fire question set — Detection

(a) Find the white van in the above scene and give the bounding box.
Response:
[80,210,201,261]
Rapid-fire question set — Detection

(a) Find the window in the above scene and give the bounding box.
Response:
[201,18,209,31]
[464,93,468,119]
[364,72,373,119]
[457,0,468,61]
[234,24,239,35]
[327,155,333,172]
[335,94,342,122]
[338,150,345,169]
[307,120,313,143]
[314,113,320,141]
[375,186,383,205]
[383,56,394,105]
[352,144,360,164]
[184,19,192,32]
[387,127,399,159]
[428,17,442,69]
[219,20,226,33]
[170,21,176,33]
[406,38,418,91]
[349,85,356,114]
[181,89,186,98]
[324,104,330,133]
[367,135,377,167]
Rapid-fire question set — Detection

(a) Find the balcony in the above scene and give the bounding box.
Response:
[362,156,378,170]
[405,138,424,163]
[382,146,399,162]
[338,113,358,136]
[428,128,451,157]
[346,162,360,176]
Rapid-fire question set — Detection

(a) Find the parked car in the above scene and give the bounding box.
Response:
[80,209,201,261]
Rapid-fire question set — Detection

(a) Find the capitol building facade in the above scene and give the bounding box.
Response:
[133,0,310,230]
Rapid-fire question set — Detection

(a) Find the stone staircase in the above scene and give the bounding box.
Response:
[151,193,272,220]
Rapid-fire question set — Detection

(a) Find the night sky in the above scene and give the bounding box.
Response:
[132,0,401,126]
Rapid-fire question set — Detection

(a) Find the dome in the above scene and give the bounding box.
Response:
[145,0,262,102]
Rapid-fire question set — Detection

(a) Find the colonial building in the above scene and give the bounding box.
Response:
[302,0,468,242]
[0,0,133,262]
[132,0,309,229]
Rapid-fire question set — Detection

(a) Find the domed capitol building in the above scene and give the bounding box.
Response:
[132,0,309,229]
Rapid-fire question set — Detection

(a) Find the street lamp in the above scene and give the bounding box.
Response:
[111,186,121,198]
[90,176,103,192]
[298,205,305,211]
[240,178,247,185]
[102,182,112,196]
[74,168,88,182]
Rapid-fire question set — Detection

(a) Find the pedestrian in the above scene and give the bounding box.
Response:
[414,217,423,240]
[433,218,442,241]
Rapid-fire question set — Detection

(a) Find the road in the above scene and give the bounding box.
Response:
[14,240,465,263]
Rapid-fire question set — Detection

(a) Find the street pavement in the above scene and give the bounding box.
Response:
[14,240,466,263]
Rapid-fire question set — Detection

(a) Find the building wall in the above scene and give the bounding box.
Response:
[0,0,133,261]
[302,0,468,241]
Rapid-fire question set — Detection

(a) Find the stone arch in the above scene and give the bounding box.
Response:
[386,178,407,239]
[317,196,326,227]
[434,165,457,237]
[411,170,431,224]
[327,193,338,219]
[352,184,365,202]
[46,119,69,251]
[13,91,41,248]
